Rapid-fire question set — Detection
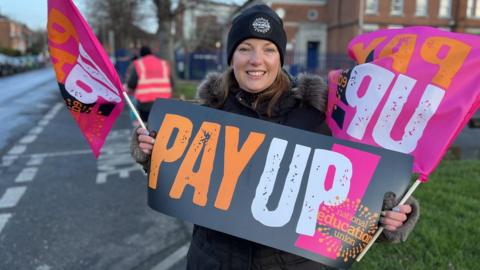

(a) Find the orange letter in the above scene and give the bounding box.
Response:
[420,37,471,89]
[169,122,221,206]
[48,8,79,44]
[379,34,417,73]
[214,126,265,210]
[47,9,79,82]
[49,46,77,83]
[350,36,386,64]
[149,114,193,189]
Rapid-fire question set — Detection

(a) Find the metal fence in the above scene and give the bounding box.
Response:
[175,50,225,80]
[174,50,356,80]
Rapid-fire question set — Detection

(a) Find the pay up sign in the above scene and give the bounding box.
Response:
[146,99,412,268]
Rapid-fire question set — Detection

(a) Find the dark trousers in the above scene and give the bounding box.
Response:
[136,102,154,122]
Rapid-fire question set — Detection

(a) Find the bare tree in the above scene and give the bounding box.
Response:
[87,0,148,50]
[85,0,237,78]
[152,0,237,79]
[151,0,181,63]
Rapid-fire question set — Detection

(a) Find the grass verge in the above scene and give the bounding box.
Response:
[174,80,198,100]
[352,159,480,270]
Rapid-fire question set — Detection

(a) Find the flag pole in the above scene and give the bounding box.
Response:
[122,91,146,130]
[355,179,422,262]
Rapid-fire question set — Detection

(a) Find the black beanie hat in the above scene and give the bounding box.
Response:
[140,46,152,57]
[227,4,287,66]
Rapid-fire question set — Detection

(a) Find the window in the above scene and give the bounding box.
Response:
[275,8,285,19]
[439,0,451,18]
[363,24,379,33]
[388,24,403,29]
[390,0,404,16]
[365,0,379,14]
[465,27,480,34]
[467,0,480,18]
[416,0,428,16]
[307,9,319,20]
[438,27,451,32]
[10,23,15,38]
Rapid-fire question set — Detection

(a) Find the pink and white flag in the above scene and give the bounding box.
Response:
[326,27,480,180]
[47,0,124,158]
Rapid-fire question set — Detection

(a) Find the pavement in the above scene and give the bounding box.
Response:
[0,68,192,270]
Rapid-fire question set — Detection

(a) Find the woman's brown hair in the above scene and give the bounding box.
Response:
[216,67,291,117]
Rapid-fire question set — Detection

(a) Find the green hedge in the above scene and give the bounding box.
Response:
[174,80,198,100]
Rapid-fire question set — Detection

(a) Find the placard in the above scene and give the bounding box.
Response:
[147,99,412,268]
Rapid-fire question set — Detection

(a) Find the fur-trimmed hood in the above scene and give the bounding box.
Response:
[196,72,328,113]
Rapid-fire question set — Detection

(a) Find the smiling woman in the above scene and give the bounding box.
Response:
[232,39,281,94]
[130,3,421,270]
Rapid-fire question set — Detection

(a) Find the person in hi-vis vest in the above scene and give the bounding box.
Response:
[126,46,174,122]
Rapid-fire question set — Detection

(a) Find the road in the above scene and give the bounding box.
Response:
[0,68,477,270]
[0,68,191,270]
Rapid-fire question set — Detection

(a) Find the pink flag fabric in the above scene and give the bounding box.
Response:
[47,0,124,158]
[326,27,480,181]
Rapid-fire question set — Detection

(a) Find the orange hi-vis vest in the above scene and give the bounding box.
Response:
[133,55,173,102]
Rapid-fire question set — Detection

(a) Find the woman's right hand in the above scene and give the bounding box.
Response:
[136,127,155,155]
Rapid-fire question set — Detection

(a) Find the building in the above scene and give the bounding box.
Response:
[232,0,480,75]
[175,0,239,79]
[235,0,330,74]
[330,0,480,54]
[0,15,33,54]
[176,0,238,51]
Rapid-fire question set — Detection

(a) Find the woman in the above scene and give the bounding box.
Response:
[131,4,419,269]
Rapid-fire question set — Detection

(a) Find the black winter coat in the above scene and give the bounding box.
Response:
[130,72,420,270]
[188,73,337,270]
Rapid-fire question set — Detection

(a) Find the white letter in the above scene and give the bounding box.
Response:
[64,44,121,104]
[373,77,445,153]
[296,150,352,236]
[346,63,395,139]
[251,139,311,227]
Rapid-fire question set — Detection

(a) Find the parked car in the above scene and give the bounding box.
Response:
[0,53,46,76]
[0,54,8,76]
[469,110,480,128]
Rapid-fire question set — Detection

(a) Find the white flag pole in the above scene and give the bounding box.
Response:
[355,179,422,262]
[122,91,146,130]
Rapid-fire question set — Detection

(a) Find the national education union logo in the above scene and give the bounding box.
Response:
[252,17,271,33]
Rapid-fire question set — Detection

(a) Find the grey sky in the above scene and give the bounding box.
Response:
[0,0,246,32]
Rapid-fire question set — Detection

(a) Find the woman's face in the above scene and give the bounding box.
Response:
[232,38,281,93]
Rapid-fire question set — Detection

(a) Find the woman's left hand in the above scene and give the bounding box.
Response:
[380,204,412,231]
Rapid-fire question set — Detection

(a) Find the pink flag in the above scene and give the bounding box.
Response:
[326,27,480,180]
[47,0,124,158]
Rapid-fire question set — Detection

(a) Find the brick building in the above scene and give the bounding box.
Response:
[330,0,480,54]
[236,0,330,74]
[0,15,32,54]
[234,0,480,74]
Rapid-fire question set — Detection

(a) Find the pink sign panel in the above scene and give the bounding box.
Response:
[326,27,480,180]
[47,0,124,158]
[295,144,381,261]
